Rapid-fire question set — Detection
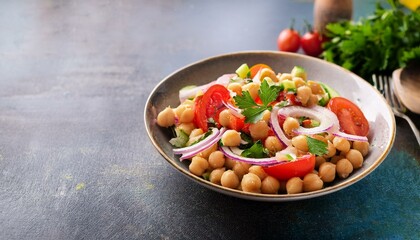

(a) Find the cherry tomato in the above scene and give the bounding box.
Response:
[263,154,315,181]
[301,30,323,57]
[229,115,245,132]
[194,84,231,132]
[327,97,370,136]
[249,63,272,79]
[277,28,300,52]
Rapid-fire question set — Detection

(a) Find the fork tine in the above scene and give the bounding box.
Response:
[381,75,392,104]
[389,76,407,112]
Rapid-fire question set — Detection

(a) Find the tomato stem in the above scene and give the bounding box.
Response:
[304,19,313,33]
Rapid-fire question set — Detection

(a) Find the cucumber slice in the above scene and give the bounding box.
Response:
[319,82,340,98]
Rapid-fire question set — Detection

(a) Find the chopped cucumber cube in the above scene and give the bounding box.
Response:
[282,80,296,91]
[235,63,250,79]
[291,66,307,81]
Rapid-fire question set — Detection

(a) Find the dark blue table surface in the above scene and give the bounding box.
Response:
[0,0,418,239]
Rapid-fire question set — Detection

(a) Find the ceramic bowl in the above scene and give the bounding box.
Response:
[144,51,395,201]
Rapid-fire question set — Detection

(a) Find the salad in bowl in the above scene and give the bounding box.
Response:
[155,63,371,195]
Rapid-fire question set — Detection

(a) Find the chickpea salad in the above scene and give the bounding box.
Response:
[156,63,370,195]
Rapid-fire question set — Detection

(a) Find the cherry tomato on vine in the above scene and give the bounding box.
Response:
[327,97,370,136]
[301,30,323,57]
[277,28,301,52]
[194,84,230,132]
[263,154,315,181]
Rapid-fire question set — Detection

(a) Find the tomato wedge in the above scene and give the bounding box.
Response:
[327,97,369,136]
[263,155,315,181]
[249,63,272,79]
[194,84,231,132]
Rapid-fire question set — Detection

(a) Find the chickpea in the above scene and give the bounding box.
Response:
[221,170,240,189]
[177,122,195,135]
[346,149,364,169]
[325,133,335,142]
[333,137,350,153]
[336,159,353,178]
[179,106,194,123]
[248,165,268,180]
[318,162,336,183]
[209,168,225,185]
[241,173,262,193]
[189,128,204,139]
[189,156,209,176]
[242,82,260,100]
[330,155,344,164]
[228,82,243,96]
[198,143,217,159]
[279,73,293,81]
[311,134,327,143]
[249,120,269,140]
[297,86,312,105]
[233,161,251,180]
[208,151,225,169]
[218,109,232,128]
[283,117,299,137]
[303,173,323,192]
[292,135,309,152]
[307,81,324,95]
[260,68,279,82]
[174,105,186,119]
[323,141,337,158]
[224,157,237,169]
[286,177,303,194]
[186,128,204,146]
[265,136,283,154]
[306,94,319,107]
[261,176,281,194]
[221,130,241,147]
[157,107,176,127]
[352,141,370,157]
[315,156,326,169]
[293,77,306,88]
[261,110,271,123]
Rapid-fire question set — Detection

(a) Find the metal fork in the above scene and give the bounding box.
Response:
[372,74,420,146]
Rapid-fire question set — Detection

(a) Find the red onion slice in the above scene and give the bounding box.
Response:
[222,101,244,119]
[179,128,226,160]
[179,82,214,103]
[278,105,334,135]
[219,146,281,166]
[271,106,292,146]
[333,131,368,142]
[216,74,236,85]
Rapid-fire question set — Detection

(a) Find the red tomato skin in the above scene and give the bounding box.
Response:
[277,29,301,52]
[327,97,370,136]
[194,85,231,132]
[301,31,323,57]
[263,155,315,181]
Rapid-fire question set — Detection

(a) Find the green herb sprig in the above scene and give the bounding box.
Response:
[322,0,420,84]
[234,79,281,123]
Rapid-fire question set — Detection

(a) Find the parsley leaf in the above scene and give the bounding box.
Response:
[234,79,281,123]
[241,140,269,158]
[306,136,328,156]
[259,80,281,105]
